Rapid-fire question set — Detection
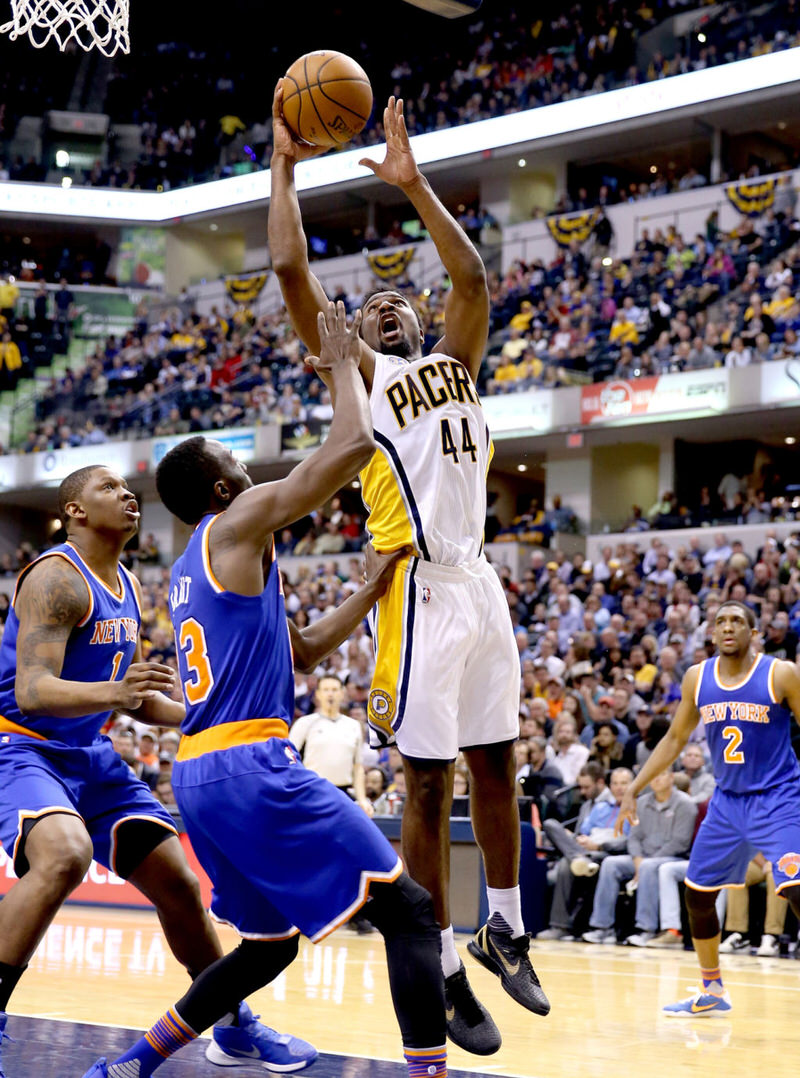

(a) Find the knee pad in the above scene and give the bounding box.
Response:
[237,934,299,978]
[365,872,439,940]
[685,885,721,940]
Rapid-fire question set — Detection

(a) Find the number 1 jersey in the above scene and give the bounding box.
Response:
[168,514,295,737]
[361,350,493,566]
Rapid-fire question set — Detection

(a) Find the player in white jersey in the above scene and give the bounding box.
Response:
[269,87,550,1054]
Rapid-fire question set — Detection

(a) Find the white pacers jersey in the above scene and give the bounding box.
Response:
[360,350,493,566]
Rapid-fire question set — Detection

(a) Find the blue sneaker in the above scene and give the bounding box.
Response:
[0,1012,12,1078]
[207,1002,318,1071]
[663,988,732,1018]
[78,1061,108,1077]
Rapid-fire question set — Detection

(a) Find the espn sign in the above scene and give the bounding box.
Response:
[580,370,729,426]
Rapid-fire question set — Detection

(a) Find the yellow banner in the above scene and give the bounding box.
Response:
[725,178,775,217]
[224,272,269,305]
[545,208,599,248]
[366,246,415,281]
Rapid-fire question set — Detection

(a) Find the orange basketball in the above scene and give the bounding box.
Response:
[282,51,373,149]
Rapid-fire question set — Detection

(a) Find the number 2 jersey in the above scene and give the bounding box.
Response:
[361,350,493,565]
[695,652,800,794]
[168,514,295,740]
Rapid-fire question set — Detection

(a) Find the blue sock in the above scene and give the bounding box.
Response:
[109,1008,197,1077]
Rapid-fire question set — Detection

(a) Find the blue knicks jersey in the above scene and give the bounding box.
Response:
[0,543,140,746]
[169,514,294,736]
[695,653,800,794]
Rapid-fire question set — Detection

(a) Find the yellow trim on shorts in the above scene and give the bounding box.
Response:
[368,557,413,739]
[176,718,289,761]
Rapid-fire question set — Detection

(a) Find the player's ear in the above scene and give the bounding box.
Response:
[213,478,231,505]
[64,499,86,524]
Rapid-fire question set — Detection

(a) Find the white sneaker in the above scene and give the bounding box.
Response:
[570,856,600,877]
[719,932,749,954]
[582,928,616,944]
[756,933,779,957]
[627,931,656,947]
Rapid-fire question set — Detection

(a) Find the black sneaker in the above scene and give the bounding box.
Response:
[444,961,502,1056]
[467,923,551,1016]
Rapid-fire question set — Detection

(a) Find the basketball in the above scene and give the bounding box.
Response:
[282,51,373,149]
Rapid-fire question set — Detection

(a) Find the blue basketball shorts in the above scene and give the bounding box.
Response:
[172,737,402,942]
[686,781,800,894]
[0,733,177,876]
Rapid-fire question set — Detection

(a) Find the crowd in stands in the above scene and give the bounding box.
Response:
[1,1,799,194]
[3,187,797,482]
[485,194,800,390]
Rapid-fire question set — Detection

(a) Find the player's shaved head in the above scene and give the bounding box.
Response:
[155,436,221,525]
[58,465,104,525]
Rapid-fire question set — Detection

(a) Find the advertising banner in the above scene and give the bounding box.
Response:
[152,427,256,468]
[760,357,800,405]
[580,369,729,425]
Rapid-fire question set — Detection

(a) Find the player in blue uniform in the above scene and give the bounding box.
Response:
[79,304,448,1078]
[617,599,800,1016]
[0,463,315,1076]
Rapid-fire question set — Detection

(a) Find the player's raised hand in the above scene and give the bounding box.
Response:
[308,302,363,378]
[615,787,638,836]
[362,542,413,596]
[359,96,421,189]
[115,662,176,710]
[271,81,328,163]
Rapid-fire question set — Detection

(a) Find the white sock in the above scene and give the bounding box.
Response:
[486,886,525,938]
[440,925,461,978]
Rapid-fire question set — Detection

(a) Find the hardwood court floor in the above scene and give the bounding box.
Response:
[8,905,800,1078]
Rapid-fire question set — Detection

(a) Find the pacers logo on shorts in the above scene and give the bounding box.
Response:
[369,689,395,723]
[777,852,800,878]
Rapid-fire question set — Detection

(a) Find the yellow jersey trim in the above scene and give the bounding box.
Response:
[176,718,289,760]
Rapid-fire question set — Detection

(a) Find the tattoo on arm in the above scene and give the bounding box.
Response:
[15,558,89,710]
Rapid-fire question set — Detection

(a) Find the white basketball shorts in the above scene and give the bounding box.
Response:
[367,554,520,761]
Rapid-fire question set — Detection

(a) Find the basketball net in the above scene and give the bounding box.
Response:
[0,0,129,55]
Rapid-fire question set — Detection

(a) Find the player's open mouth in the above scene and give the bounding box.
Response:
[380,313,400,338]
[125,504,140,518]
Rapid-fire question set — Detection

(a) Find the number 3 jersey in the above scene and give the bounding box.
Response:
[168,514,295,738]
[695,653,800,794]
[361,350,493,566]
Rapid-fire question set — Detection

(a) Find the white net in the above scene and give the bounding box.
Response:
[0,0,129,54]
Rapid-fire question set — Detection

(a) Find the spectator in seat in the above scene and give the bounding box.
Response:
[0,333,22,391]
[537,766,630,941]
[645,795,725,948]
[588,719,625,773]
[551,715,590,786]
[677,743,715,804]
[517,736,565,814]
[582,768,697,945]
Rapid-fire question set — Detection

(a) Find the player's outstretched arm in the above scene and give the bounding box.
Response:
[289,543,410,673]
[217,303,375,556]
[615,665,701,834]
[269,80,374,386]
[14,558,175,717]
[359,97,489,380]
